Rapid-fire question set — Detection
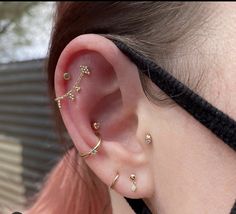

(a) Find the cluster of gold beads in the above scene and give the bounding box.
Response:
[54,65,90,109]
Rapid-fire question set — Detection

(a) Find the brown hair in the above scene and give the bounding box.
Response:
[25,2,211,213]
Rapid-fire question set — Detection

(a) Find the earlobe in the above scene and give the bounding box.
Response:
[54,34,155,199]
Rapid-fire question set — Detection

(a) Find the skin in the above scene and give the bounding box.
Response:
[54,17,236,213]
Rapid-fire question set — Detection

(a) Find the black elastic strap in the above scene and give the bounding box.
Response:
[230,200,236,214]
[111,38,236,214]
[112,39,236,152]
[124,197,152,214]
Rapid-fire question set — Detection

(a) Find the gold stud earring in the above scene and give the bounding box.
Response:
[92,122,100,131]
[63,72,71,80]
[130,174,137,192]
[145,133,152,144]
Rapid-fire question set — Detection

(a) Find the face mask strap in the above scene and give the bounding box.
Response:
[111,38,236,152]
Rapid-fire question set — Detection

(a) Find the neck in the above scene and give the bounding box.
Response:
[151,140,236,214]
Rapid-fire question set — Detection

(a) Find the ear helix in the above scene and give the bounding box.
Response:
[54,65,90,109]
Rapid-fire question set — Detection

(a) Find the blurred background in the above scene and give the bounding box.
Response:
[0,2,65,213]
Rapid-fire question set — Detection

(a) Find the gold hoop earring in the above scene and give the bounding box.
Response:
[55,65,90,109]
[79,133,102,158]
[110,172,120,189]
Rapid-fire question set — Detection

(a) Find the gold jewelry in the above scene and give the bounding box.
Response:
[130,174,137,192]
[145,133,152,144]
[55,65,90,109]
[92,122,100,131]
[110,172,120,189]
[63,72,71,80]
[79,133,102,158]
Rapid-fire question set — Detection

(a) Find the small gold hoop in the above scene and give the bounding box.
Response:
[79,134,102,158]
[110,173,120,189]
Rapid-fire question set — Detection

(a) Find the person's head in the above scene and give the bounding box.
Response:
[25,2,236,214]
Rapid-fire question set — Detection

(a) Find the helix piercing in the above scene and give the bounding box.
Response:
[130,174,137,192]
[145,133,152,144]
[54,65,90,109]
[63,72,71,80]
[110,172,120,189]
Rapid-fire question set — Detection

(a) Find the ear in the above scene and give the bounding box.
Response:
[54,34,154,198]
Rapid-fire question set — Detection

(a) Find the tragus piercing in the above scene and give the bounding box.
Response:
[54,65,90,109]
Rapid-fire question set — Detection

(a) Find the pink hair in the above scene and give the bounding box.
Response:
[23,148,112,213]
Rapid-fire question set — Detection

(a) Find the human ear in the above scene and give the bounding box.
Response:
[54,34,155,198]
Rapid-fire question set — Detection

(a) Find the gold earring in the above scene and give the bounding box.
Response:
[63,72,71,80]
[54,65,91,109]
[92,122,100,131]
[79,133,102,158]
[110,172,120,189]
[145,133,152,144]
[79,122,102,158]
[130,174,137,192]
[80,65,90,75]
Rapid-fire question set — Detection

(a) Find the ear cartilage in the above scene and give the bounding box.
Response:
[54,65,91,109]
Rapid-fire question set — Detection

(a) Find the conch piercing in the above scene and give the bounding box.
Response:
[145,133,152,144]
[110,172,120,189]
[54,65,90,109]
[92,122,100,131]
[130,174,137,192]
[79,121,102,158]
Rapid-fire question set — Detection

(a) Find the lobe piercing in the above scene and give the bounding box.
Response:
[130,174,137,192]
[110,172,120,189]
[145,133,152,144]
